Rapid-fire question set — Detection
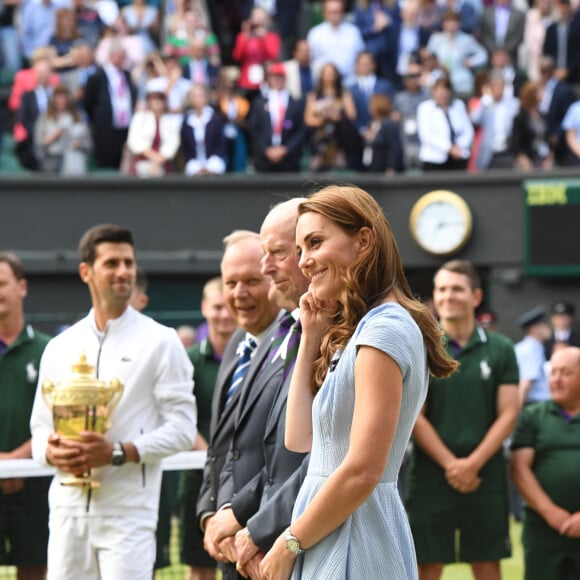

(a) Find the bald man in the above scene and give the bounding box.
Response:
[511,347,580,580]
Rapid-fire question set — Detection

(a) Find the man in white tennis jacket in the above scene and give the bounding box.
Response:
[30,223,197,580]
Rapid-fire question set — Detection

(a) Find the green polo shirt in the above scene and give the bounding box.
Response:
[0,324,51,452]
[187,338,221,442]
[511,400,580,549]
[410,326,519,494]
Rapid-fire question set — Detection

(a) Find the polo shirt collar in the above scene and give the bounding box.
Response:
[547,399,580,422]
[444,324,487,356]
[2,323,35,354]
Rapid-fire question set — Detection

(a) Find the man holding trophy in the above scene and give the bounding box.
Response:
[30,224,197,580]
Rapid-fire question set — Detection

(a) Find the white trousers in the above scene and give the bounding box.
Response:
[47,513,156,580]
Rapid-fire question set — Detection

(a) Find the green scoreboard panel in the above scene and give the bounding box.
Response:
[524,179,580,277]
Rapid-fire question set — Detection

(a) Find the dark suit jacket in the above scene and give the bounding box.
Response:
[83,66,136,164]
[180,108,227,167]
[225,349,308,535]
[348,77,395,130]
[385,22,430,86]
[543,16,580,83]
[250,94,306,172]
[367,118,404,173]
[480,6,525,62]
[196,327,247,525]
[216,340,286,524]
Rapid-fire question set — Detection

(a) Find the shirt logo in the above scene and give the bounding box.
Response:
[480,360,491,380]
[121,357,131,362]
[26,362,38,383]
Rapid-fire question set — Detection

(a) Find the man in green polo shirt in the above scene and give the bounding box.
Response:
[407,259,520,580]
[511,346,580,580]
[178,276,237,580]
[0,251,51,579]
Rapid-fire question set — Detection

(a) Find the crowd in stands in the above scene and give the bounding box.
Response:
[1,0,580,176]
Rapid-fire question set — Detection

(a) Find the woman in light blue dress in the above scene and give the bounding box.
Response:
[260,185,458,579]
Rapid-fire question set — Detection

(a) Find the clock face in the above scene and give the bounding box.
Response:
[410,191,472,256]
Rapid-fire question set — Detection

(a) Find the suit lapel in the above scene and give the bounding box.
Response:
[263,373,289,440]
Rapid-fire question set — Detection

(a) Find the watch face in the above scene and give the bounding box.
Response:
[410,191,472,256]
[285,537,301,554]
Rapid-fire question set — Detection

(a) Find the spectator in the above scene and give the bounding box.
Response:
[84,40,137,169]
[542,0,580,83]
[511,346,580,580]
[480,0,526,65]
[393,60,429,170]
[510,81,553,170]
[29,223,197,580]
[544,301,580,358]
[426,10,487,98]
[489,47,527,100]
[50,8,79,72]
[466,68,490,171]
[392,0,431,85]
[15,58,57,170]
[94,26,146,71]
[361,93,404,173]
[470,70,519,170]
[0,0,23,74]
[418,47,447,90]
[522,0,555,82]
[408,259,519,580]
[283,39,314,101]
[441,0,480,34]
[250,62,306,172]
[126,84,181,177]
[0,251,52,580]
[232,7,281,99]
[182,36,219,89]
[347,50,395,134]
[538,56,576,165]
[307,0,365,84]
[304,62,361,171]
[353,0,400,80]
[59,40,97,111]
[157,53,193,117]
[417,0,445,35]
[20,0,58,65]
[215,68,250,173]
[164,7,220,67]
[180,83,227,176]
[515,305,552,407]
[9,47,60,125]
[562,97,580,165]
[178,276,237,580]
[74,0,104,50]
[417,76,474,170]
[121,0,160,56]
[33,84,91,174]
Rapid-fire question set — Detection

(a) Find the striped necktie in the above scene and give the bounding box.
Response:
[281,320,302,383]
[224,336,257,408]
[266,311,295,364]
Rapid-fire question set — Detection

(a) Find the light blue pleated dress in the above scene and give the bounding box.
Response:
[291,303,428,579]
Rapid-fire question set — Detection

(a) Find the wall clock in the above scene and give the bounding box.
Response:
[409,190,473,256]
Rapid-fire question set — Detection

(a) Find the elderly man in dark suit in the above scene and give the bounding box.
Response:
[228,198,311,579]
[83,40,136,169]
[250,62,306,172]
[197,230,282,580]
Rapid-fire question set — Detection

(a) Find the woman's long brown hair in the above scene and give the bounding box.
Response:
[298,184,458,391]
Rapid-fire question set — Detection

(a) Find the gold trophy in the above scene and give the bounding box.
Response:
[42,352,124,488]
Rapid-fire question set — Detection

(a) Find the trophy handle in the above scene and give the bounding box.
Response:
[107,378,124,413]
[42,380,54,408]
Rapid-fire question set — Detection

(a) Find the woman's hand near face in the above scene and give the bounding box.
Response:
[299,289,335,343]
